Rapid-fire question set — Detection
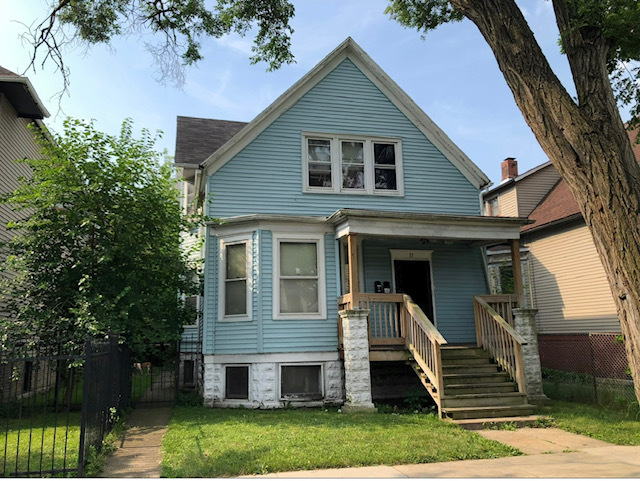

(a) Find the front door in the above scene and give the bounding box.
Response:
[393,258,435,322]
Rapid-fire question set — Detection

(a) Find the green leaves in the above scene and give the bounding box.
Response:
[1,118,199,355]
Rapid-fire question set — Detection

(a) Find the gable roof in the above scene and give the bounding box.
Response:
[0,66,50,119]
[483,161,553,198]
[199,37,491,189]
[175,116,247,166]
[522,127,640,233]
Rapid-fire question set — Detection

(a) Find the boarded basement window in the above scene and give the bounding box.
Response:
[281,365,323,400]
[225,366,249,399]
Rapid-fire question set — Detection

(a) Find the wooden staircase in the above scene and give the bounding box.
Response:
[409,345,535,420]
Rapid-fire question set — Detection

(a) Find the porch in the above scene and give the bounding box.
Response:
[329,209,542,419]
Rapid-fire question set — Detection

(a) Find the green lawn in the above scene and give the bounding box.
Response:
[540,400,640,445]
[1,412,81,477]
[161,407,521,477]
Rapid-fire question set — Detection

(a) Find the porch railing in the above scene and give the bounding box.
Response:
[338,293,447,412]
[476,294,519,326]
[473,296,527,394]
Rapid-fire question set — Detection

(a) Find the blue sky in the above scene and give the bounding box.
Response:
[0,1,603,187]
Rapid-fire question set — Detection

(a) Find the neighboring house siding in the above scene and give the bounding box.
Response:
[361,238,487,344]
[0,94,40,318]
[497,187,519,217]
[527,220,619,334]
[515,166,561,218]
[208,59,480,219]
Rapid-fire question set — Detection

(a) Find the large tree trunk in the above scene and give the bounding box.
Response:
[450,0,640,401]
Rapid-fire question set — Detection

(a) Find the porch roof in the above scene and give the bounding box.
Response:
[327,209,532,244]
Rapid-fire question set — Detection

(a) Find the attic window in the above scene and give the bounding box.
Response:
[303,134,403,195]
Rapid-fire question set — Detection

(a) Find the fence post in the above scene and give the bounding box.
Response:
[77,339,92,477]
[175,339,181,402]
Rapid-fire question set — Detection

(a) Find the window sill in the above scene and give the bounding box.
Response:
[219,316,252,322]
[302,188,403,197]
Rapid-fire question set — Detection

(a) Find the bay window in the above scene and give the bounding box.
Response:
[274,234,326,319]
[220,237,251,321]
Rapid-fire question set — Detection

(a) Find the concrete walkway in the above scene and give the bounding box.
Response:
[100,371,175,478]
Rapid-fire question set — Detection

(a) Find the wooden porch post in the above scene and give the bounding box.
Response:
[348,233,360,308]
[510,238,524,307]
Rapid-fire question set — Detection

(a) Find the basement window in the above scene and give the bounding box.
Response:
[225,365,249,399]
[280,364,323,400]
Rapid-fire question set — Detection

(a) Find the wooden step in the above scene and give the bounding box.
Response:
[442,364,499,374]
[441,347,490,359]
[441,392,528,409]
[442,356,492,366]
[442,404,536,420]
[442,372,510,385]
[444,381,517,395]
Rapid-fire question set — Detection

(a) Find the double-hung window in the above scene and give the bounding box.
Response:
[274,234,326,320]
[303,134,402,195]
[220,237,251,321]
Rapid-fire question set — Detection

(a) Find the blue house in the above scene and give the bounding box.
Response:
[175,38,543,419]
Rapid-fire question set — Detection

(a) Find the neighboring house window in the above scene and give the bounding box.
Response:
[225,365,249,399]
[184,294,200,327]
[487,197,499,216]
[280,364,323,400]
[303,134,403,195]
[220,236,252,321]
[274,234,326,319]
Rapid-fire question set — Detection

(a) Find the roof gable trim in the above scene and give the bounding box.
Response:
[201,38,490,189]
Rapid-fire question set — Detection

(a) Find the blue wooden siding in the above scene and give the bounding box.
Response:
[202,233,218,355]
[261,231,338,353]
[362,238,488,344]
[207,230,339,354]
[207,59,481,219]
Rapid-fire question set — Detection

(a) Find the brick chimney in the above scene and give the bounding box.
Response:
[501,157,518,181]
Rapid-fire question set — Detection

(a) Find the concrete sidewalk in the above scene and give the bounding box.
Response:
[242,429,640,478]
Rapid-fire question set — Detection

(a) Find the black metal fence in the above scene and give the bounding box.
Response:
[1,336,130,477]
[2,333,202,477]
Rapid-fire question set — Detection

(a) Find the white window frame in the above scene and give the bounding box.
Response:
[224,364,251,400]
[278,363,324,401]
[273,233,326,320]
[302,132,404,196]
[219,234,252,322]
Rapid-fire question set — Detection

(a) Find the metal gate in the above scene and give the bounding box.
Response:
[130,342,178,407]
[130,333,202,407]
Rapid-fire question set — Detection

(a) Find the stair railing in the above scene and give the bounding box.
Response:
[475,294,519,326]
[402,295,447,413]
[473,296,527,394]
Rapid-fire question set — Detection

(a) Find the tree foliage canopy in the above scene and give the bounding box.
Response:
[29,0,295,89]
[0,119,199,356]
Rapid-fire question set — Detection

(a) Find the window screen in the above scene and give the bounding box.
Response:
[281,365,322,400]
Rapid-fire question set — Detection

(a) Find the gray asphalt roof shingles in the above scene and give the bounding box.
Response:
[175,116,247,166]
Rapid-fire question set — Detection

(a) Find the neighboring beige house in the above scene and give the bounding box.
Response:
[0,66,49,399]
[483,133,639,381]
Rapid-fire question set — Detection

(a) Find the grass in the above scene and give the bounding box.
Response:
[540,400,640,445]
[161,407,521,477]
[1,412,81,477]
